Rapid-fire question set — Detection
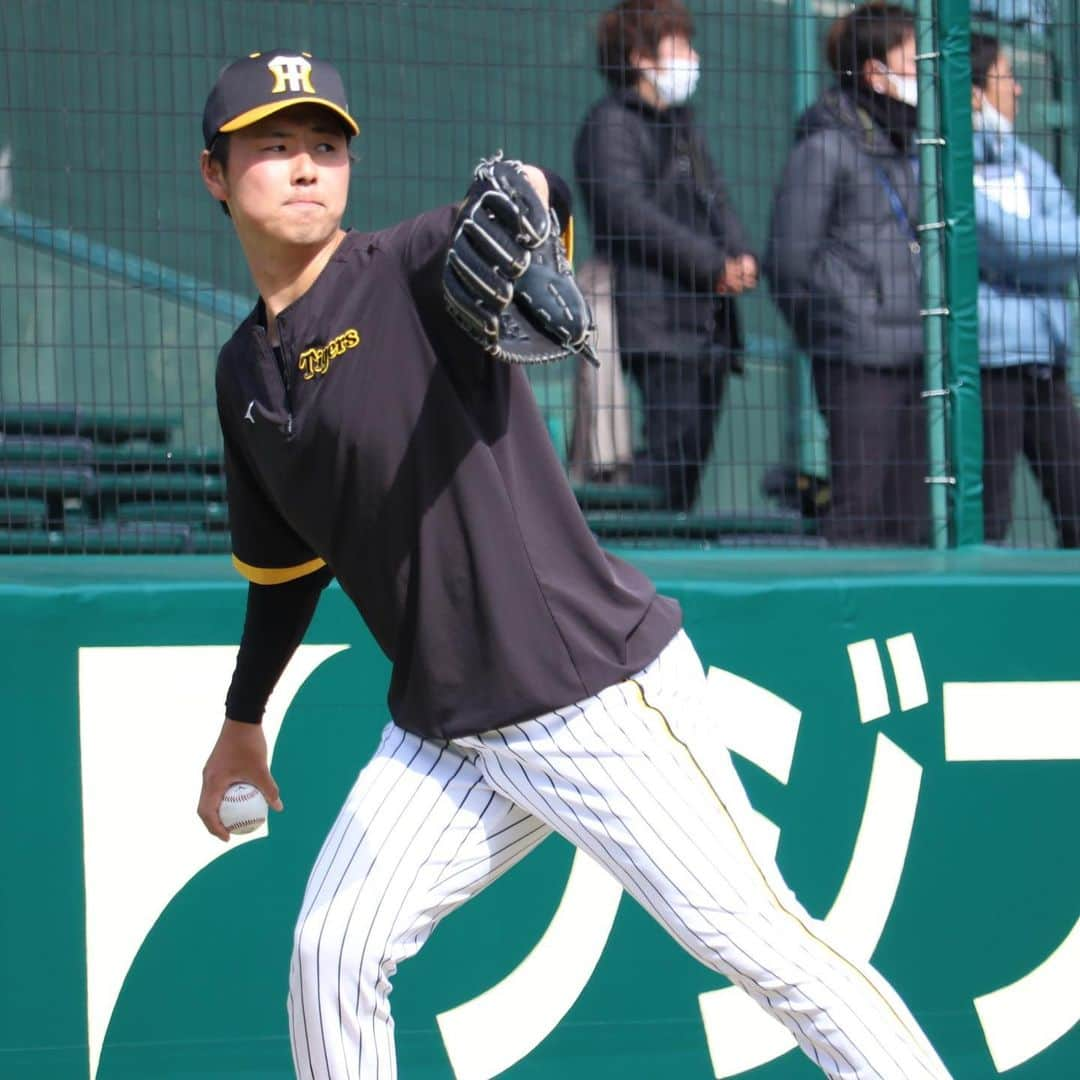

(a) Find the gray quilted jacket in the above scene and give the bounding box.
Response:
[765,87,923,370]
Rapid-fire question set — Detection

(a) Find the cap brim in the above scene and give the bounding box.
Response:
[219,98,359,137]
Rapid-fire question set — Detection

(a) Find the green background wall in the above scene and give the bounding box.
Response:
[1,0,1073,535]
[0,0,806,521]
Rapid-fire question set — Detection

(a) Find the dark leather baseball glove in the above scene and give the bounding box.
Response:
[443,153,597,366]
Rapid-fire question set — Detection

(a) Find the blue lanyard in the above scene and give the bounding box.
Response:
[876,166,920,254]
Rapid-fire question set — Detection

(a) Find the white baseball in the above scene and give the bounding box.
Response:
[219,782,268,835]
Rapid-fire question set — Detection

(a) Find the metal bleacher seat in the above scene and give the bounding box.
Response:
[0,406,230,554]
[0,497,49,530]
[0,405,177,444]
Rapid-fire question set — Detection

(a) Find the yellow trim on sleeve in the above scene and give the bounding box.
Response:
[561,216,574,267]
[231,554,327,585]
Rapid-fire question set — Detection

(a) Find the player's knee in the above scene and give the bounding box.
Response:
[291,903,355,979]
[291,899,388,990]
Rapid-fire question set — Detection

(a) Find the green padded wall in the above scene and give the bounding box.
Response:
[3,550,1080,1078]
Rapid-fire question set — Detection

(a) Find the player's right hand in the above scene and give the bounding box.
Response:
[197,718,283,842]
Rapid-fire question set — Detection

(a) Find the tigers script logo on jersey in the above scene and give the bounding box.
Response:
[298,328,361,380]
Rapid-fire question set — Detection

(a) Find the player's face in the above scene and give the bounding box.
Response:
[210,105,350,249]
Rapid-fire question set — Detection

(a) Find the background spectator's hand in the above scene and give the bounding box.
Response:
[736,253,758,290]
[715,254,758,295]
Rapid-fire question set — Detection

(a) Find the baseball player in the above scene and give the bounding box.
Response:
[195,49,953,1080]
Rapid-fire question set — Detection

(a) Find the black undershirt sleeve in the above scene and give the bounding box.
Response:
[225,566,334,723]
[540,167,573,229]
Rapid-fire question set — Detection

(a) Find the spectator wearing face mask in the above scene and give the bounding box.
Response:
[766,3,928,545]
[574,0,757,512]
[971,32,1080,546]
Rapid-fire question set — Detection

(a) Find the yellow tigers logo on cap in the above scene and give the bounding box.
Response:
[267,55,316,95]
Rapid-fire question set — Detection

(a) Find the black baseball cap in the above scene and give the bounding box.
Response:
[202,50,360,149]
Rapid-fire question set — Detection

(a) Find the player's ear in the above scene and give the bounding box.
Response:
[200,148,228,203]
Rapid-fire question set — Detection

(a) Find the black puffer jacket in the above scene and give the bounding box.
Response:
[574,89,752,365]
[766,87,923,370]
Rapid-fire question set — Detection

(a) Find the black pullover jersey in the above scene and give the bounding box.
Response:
[216,206,681,739]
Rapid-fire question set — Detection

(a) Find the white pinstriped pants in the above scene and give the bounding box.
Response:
[287,631,951,1080]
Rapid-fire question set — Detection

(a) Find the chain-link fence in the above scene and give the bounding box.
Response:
[1,0,1078,553]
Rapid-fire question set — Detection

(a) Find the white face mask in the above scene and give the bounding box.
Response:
[647,57,700,106]
[886,72,919,107]
[974,98,1014,135]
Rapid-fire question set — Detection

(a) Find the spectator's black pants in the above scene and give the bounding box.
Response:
[627,353,727,512]
[812,359,929,545]
[982,365,1080,548]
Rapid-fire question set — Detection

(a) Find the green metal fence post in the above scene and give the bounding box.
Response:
[788,0,820,480]
[915,0,951,548]
[937,0,982,545]
[1052,0,1080,200]
[789,0,817,118]
[1051,0,1080,393]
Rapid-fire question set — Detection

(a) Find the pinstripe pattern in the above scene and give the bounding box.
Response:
[287,632,951,1080]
